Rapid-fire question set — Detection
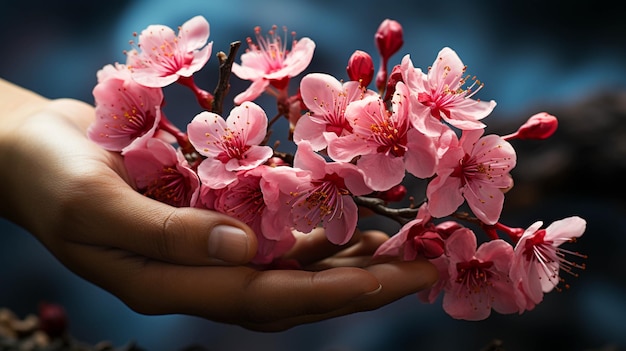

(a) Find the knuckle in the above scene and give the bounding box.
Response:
[156,209,186,261]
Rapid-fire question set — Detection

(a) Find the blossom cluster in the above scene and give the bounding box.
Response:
[87,15,587,321]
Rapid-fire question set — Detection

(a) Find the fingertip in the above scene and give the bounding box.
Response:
[208,224,258,264]
[366,259,439,298]
[402,259,440,290]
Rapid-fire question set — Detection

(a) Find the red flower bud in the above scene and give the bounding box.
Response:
[503,112,558,141]
[412,231,445,259]
[376,184,407,202]
[346,50,375,87]
[375,19,404,61]
[383,64,404,101]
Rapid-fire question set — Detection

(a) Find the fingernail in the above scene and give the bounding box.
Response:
[353,283,382,303]
[208,225,250,263]
[363,284,383,296]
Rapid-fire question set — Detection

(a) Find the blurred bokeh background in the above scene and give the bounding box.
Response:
[1,0,626,350]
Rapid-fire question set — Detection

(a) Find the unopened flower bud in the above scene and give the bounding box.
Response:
[376,184,407,202]
[504,112,558,141]
[347,50,375,87]
[375,19,404,61]
[413,231,445,259]
[383,64,404,101]
[374,19,404,94]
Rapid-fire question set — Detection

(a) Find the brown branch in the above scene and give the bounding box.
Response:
[212,41,241,116]
[353,195,419,225]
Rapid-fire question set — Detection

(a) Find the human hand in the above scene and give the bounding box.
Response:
[0,84,438,331]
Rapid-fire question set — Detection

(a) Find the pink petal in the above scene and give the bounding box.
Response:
[426,174,464,218]
[139,24,177,50]
[324,195,358,245]
[445,228,477,261]
[131,71,180,88]
[187,111,228,157]
[197,158,238,189]
[464,181,505,225]
[232,52,267,80]
[233,79,270,105]
[404,128,437,178]
[234,145,273,170]
[227,102,268,145]
[356,153,405,191]
[293,141,328,179]
[293,115,328,150]
[429,47,466,90]
[178,15,210,51]
[544,216,586,241]
[443,290,492,321]
[266,37,315,79]
[327,133,373,163]
[177,43,213,77]
[443,98,496,129]
[299,73,344,116]
[399,54,426,94]
[328,163,371,196]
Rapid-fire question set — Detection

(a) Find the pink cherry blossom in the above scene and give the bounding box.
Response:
[281,142,371,245]
[123,138,200,207]
[294,73,376,151]
[232,25,315,104]
[126,15,213,88]
[328,82,437,191]
[206,166,296,265]
[401,48,496,137]
[442,228,518,321]
[88,63,164,153]
[187,102,273,189]
[426,129,516,224]
[510,216,587,312]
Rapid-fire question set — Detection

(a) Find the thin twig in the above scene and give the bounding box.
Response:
[212,41,241,116]
[353,195,419,225]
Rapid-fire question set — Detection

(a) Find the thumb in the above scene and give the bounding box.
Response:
[65,183,259,265]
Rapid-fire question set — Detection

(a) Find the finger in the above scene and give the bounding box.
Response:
[306,256,373,270]
[283,227,363,266]
[332,230,389,258]
[243,259,439,331]
[57,241,382,331]
[303,230,390,270]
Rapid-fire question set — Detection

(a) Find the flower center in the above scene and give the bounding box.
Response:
[143,166,188,207]
[456,259,494,293]
[523,229,587,290]
[247,25,295,73]
[221,175,265,224]
[215,128,250,163]
[370,116,408,157]
[291,173,348,227]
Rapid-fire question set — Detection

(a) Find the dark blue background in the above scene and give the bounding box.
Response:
[2,1,625,350]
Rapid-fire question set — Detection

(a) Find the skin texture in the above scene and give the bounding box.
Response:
[0,78,437,332]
